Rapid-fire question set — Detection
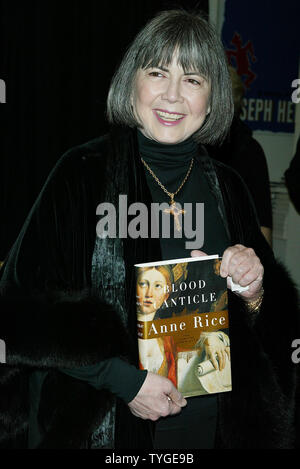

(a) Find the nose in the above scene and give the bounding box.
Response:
[162,78,184,103]
[146,284,153,298]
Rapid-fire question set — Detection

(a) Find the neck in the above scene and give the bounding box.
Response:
[137,130,199,167]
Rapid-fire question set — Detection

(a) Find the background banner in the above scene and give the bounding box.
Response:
[222,0,299,133]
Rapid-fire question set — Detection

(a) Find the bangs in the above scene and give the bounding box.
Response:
[138,30,211,80]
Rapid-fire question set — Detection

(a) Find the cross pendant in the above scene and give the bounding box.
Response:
[164,197,186,232]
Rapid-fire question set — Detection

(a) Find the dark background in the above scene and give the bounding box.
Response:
[1,1,299,450]
[0,0,208,259]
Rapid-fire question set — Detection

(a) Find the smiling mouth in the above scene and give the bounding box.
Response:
[154,109,186,122]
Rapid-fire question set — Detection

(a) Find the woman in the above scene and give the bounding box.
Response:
[136,266,172,321]
[0,10,298,449]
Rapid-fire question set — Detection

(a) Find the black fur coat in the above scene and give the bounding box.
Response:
[0,128,299,449]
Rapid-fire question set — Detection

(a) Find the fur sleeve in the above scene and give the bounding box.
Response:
[1,293,131,368]
[0,141,132,368]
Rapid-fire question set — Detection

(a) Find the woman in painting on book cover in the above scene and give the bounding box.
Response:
[136,265,173,322]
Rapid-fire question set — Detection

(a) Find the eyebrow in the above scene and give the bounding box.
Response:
[152,66,203,77]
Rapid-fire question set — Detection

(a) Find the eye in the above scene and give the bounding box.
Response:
[138,281,148,288]
[148,71,164,78]
[186,78,202,86]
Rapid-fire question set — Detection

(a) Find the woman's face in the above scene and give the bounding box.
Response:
[132,55,211,144]
[137,268,169,315]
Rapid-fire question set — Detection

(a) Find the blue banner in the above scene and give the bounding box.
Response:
[222,0,299,132]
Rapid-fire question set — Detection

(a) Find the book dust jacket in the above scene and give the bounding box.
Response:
[135,255,232,398]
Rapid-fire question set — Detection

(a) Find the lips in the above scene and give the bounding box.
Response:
[143,301,153,306]
[153,109,186,126]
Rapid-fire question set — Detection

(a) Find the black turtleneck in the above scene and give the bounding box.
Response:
[138,130,229,260]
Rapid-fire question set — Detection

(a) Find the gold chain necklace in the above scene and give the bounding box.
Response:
[141,157,194,231]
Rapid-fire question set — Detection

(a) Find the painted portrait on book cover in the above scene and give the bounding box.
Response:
[136,258,232,397]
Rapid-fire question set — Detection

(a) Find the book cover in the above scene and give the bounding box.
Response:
[135,255,232,398]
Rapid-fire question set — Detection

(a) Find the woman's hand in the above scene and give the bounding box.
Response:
[128,372,187,421]
[219,244,264,301]
[191,245,264,302]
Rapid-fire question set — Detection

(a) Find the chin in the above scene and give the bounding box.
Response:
[152,133,186,145]
[140,124,189,145]
[141,307,155,314]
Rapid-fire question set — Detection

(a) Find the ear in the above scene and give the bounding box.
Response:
[206,105,211,115]
[130,90,135,107]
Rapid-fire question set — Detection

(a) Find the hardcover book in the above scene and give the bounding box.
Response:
[135,255,232,398]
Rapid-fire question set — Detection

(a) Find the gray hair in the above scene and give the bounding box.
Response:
[107,9,233,145]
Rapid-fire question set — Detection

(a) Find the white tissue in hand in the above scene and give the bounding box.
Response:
[229,276,249,293]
